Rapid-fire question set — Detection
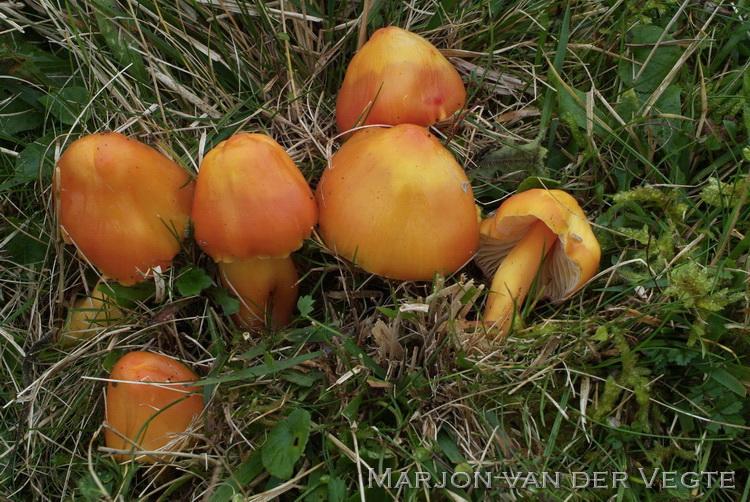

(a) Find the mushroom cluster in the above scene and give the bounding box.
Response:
[56,132,194,344]
[53,24,601,465]
[317,27,479,281]
[326,26,600,334]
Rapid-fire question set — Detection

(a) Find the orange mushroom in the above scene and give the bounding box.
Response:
[475,189,601,337]
[192,133,317,328]
[105,351,204,462]
[316,124,479,280]
[218,256,299,329]
[336,26,466,133]
[55,132,194,286]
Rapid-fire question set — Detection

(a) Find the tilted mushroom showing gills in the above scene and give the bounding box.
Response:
[316,124,479,281]
[55,132,194,286]
[105,351,204,462]
[219,256,299,329]
[336,26,466,133]
[475,189,601,337]
[191,133,318,262]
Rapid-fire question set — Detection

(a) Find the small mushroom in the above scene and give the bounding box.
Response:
[60,281,122,346]
[336,26,466,133]
[475,189,601,337]
[316,124,479,280]
[105,351,203,462]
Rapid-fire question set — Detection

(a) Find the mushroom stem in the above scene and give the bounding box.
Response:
[219,256,299,330]
[484,220,557,336]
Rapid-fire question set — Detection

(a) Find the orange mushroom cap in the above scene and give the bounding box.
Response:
[105,351,204,462]
[476,189,601,303]
[336,26,466,133]
[192,133,318,262]
[55,132,194,286]
[219,256,299,330]
[316,124,479,281]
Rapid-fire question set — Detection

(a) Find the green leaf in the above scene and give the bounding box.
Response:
[94,0,147,81]
[6,232,48,265]
[175,266,213,297]
[327,477,346,502]
[198,351,325,385]
[720,400,743,416]
[38,87,90,125]
[374,306,416,320]
[341,392,363,422]
[297,295,314,317]
[618,26,682,94]
[474,140,548,180]
[516,176,561,193]
[14,144,44,181]
[101,349,127,373]
[280,370,322,387]
[207,450,264,502]
[205,286,240,316]
[375,306,398,318]
[0,33,70,87]
[614,88,640,125]
[649,85,684,158]
[106,282,155,309]
[0,133,56,190]
[710,368,747,397]
[0,90,44,135]
[239,342,269,361]
[591,326,609,342]
[554,79,608,136]
[261,409,311,480]
[436,431,467,464]
[77,472,111,501]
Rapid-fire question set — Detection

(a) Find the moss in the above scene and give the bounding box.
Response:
[612,186,669,206]
[700,176,749,207]
[618,226,650,245]
[592,331,653,432]
[612,186,687,222]
[591,375,621,423]
[664,261,743,312]
[655,232,676,263]
[561,111,585,147]
[650,443,696,463]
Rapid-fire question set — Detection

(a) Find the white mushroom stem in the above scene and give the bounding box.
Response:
[484,220,557,337]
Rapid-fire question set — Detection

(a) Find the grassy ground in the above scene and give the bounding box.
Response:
[2,0,750,500]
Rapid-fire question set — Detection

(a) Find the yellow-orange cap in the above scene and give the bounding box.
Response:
[316,124,479,280]
[192,133,318,262]
[336,26,466,133]
[105,351,203,462]
[55,132,194,285]
[476,189,600,302]
[60,281,122,347]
